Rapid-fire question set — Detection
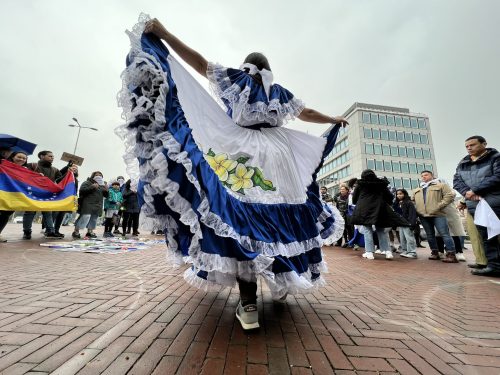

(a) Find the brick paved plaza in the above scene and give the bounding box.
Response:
[0,223,499,375]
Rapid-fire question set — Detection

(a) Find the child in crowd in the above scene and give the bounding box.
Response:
[396,189,418,258]
[103,182,123,237]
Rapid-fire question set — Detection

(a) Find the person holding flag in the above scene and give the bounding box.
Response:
[0,151,28,242]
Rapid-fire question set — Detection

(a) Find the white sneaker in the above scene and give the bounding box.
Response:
[385,251,394,260]
[456,253,466,262]
[438,252,446,259]
[353,244,360,251]
[362,252,374,260]
[235,303,259,330]
[401,253,417,259]
[374,249,382,254]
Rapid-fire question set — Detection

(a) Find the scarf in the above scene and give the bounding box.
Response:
[420,178,440,189]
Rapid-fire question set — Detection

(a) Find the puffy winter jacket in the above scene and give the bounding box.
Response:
[453,148,500,216]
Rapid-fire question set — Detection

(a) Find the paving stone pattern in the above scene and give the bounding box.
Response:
[0,224,499,374]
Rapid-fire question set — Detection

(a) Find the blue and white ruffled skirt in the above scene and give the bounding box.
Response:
[117,15,344,298]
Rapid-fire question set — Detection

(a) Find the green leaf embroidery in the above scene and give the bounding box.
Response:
[236,156,250,164]
[251,167,276,191]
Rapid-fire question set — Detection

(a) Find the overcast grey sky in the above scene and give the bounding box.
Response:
[0,0,498,184]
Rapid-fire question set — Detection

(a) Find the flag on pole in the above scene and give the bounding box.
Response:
[0,160,76,211]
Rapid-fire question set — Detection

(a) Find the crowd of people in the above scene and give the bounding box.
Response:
[0,148,141,242]
[321,135,500,277]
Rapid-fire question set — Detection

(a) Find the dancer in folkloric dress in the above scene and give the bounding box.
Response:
[118,15,347,330]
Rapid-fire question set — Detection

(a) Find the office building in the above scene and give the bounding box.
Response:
[318,102,437,195]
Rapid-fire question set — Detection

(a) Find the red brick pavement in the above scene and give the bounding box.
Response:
[0,223,499,374]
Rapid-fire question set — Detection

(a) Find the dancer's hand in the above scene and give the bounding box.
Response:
[332,116,349,127]
[144,18,168,39]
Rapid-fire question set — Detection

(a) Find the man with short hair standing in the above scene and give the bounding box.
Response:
[22,150,62,239]
[454,135,500,277]
[413,170,458,263]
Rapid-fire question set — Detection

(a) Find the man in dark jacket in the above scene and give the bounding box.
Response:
[22,150,63,239]
[453,135,500,277]
[334,185,351,246]
[53,163,79,236]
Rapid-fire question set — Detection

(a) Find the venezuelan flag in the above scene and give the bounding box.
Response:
[0,160,76,211]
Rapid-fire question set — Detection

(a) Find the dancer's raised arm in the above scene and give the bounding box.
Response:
[298,108,349,127]
[144,18,208,77]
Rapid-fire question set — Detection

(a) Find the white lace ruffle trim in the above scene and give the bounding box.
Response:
[207,62,305,127]
[183,266,327,299]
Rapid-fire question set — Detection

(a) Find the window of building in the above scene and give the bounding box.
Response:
[407,147,415,158]
[382,145,390,156]
[362,112,371,123]
[394,178,403,188]
[411,178,420,189]
[405,132,413,142]
[380,129,389,140]
[390,145,399,156]
[423,149,431,159]
[388,130,396,141]
[384,160,391,171]
[415,148,423,158]
[412,133,420,143]
[417,163,425,173]
[375,160,383,171]
[387,115,395,126]
[409,163,417,174]
[372,128,380,139]
[397,131,405,141]
[420,134,428,144]
[363,128,372,139]
[374,144,382,155]
[401,162,409,173]
[418,118,427,129]
[367,159,375,170]
[424,163,433,172]
[365,143,374,154]
[379,114,387,125]
[392,161,401,173]
[402,178,411,189]
[402,117,410,127]
[398,146,407,157]
[410,118,418,128]
[395,116,403,126]
[370,113,378,124]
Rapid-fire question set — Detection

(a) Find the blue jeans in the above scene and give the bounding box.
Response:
[419,216,455,254]
[75,214,98,231]
[23,211,54,234]
[398,227,416,255]
[362,226,390,253]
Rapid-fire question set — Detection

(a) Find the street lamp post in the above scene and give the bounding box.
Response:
[68,117,98,154]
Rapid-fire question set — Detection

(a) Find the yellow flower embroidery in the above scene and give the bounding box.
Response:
[204,149,276,194]
[227,163,255,192]
[206,153,237,182]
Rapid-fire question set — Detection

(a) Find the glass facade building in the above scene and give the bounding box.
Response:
[318,102,437,195]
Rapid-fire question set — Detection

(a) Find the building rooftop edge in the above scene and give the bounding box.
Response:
[324,102,428,135]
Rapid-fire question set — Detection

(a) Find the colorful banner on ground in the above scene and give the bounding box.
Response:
[0,160,76,211]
